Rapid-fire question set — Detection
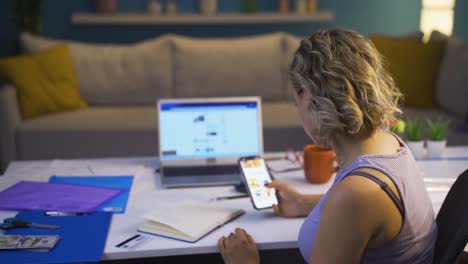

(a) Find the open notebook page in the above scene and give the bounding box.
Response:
[142,201,244,240]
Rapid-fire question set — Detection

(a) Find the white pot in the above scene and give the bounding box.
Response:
[406,140,425,159]
[427,140,447,158]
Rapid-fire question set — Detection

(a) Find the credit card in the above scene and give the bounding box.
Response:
[115,234,152,250]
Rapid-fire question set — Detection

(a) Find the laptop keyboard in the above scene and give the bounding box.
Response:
[163,165,240,177]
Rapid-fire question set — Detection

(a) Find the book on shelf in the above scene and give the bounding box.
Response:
[138,201,245,243]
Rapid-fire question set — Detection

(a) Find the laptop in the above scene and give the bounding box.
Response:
[157,97,263,188]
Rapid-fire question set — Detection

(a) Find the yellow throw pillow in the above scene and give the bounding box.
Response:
[0,45,87,119]
[370,34,445,108]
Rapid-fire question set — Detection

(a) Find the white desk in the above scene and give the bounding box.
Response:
[1,148,467,260]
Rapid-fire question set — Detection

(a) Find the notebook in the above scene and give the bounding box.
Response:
[157,97,263,188]
[138,201,245,243]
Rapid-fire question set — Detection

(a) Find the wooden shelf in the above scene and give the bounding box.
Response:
[71,11,335,25]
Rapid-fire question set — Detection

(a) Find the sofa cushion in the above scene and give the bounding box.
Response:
[20,33,173,106]
[371,34,445,108]
[16,102,305,159]
[435,37,468,120]
[17,107,159,160]
[400,107,455,122]
[400,107,468,146]
[263,102,301,127]
[284,34,302,95]
[173,33,286,101]
[0,45,87,120]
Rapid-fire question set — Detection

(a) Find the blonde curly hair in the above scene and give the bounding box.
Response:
[289,28,402,144]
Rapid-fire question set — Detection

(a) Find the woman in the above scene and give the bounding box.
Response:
[217,28,437,264]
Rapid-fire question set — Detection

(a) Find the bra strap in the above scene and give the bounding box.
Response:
[347,170,405,218]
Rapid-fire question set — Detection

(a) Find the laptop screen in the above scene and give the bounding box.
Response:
[159,99,262,162]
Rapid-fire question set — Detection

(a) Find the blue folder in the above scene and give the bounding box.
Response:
[0,210,112,264]
[49,176,134,214]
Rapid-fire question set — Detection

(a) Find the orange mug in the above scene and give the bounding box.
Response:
[303,145,336,184]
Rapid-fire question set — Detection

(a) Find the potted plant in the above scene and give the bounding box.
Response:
[405,119,425,159]
[16,0,43,34]
[244,0,257,14]
[426,118,449,158]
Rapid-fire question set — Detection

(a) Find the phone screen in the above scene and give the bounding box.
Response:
[239,157,278,210]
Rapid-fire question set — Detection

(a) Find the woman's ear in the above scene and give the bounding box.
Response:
[298,87,311,105]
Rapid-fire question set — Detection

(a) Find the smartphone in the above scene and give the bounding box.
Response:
[238,156,278,210]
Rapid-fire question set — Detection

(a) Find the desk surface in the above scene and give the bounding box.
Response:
[1,147,467,260]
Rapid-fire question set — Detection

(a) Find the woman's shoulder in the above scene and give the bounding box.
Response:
[326,167,401,224]
[326,167,404,244]
[316,173,388,246]
[332,167,402,209]
[331,170,389,204]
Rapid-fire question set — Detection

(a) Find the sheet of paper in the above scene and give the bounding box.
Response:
[48,160,150,193]
[266,159,302,172]
[424,177,456,192]
[0,181,124,212]
[417,160,467,179]
[49,160,145,176]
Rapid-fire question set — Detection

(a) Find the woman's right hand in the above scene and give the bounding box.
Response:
[265,181,310,217]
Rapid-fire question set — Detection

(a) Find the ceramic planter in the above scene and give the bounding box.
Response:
[406,140,425,159]
[427,140,447,158]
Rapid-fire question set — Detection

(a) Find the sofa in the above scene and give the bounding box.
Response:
[1,32,467,172]
[0,32,311,171]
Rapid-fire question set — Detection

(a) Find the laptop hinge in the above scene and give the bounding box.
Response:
[206,158,216,165]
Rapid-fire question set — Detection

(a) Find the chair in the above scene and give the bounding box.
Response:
[434,169,468,264]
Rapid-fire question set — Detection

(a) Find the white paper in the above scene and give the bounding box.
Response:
[49,160,145,176]
[266,159,302,172]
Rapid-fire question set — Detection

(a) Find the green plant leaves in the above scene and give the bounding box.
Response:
[426,118,449,141]
[405,119,424,141]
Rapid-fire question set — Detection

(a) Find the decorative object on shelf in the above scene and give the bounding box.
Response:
[426,118,449,158]
[243,0,257,14]
[16,0,43,34]
[307,0,317,13]
[279,0,289,13]
[147,0,162,15]
[166,0,177,15]
[95,0,118,14]
[405,119,425,159]
[71,11,336,25]
[199,0,217,15]
[296,0,307,14]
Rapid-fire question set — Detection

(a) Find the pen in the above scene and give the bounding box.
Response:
[215,194,249,201]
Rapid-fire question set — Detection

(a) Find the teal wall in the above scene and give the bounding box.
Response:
[454,0,468,42]
[0,0,19,57]
[41,0,422,43]
[2,0,424,56]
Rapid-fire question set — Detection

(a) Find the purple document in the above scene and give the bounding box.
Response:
[0,181,124,213]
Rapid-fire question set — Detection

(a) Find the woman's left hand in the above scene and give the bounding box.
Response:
[218,228,260,264]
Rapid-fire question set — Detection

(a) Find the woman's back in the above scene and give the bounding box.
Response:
[298,137,438,263]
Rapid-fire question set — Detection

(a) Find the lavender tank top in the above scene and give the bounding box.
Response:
[298,135,437,263]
